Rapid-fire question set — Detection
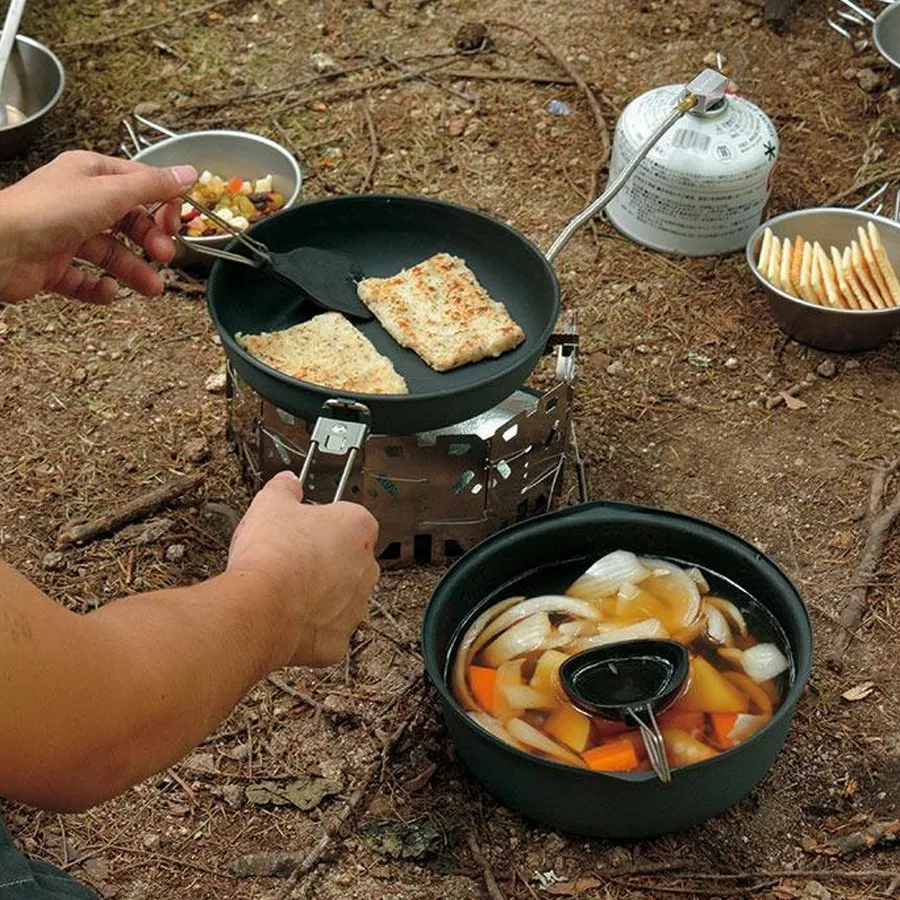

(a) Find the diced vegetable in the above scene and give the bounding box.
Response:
[616,585,668,622]
[481,612,551,668]
[529,649,568,697]
[467,665,496,713]
[544,704,592,752]
[740,643,790,684]
[505,718,585,766]
[661,728,719,766]
[582,737,640,772]
[705,595,748,636]
[566,550,651,601]
[722,671,773,716]
[500,684,558,711]
[703,605,732,646]
[726,713,770,742]
[709,712,738,748]
[468,712,525,750]
[657,709,705,737]
[180,171,285,237]
[492,660,525,721]
[570,618,667,652]
[678,656,750,714]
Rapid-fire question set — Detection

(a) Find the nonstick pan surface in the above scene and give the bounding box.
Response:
[206,194,561,434]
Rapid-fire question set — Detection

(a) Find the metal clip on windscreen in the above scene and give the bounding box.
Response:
[299,399,372,502]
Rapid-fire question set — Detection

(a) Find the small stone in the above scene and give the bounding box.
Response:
[181,436,210,463]
[72,367,87,384]
[333,874,354,886]
[856,68,884,93]
[310,51,337,73]
[165,544,186,563]
[219,784,244,808]
[606,360,625,376]
[205,372,227,393]
[816,359,837,378]
[724,356,739,370]
[141,833,161,851]
[311,101,328,112]
[447,116,468,136]
[42,551,66,571]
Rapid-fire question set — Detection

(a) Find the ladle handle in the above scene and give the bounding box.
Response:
[628,704,672,785]
[0,0,27,91]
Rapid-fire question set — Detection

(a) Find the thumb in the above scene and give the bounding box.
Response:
[266,469,305,502]
[97,162,197,220]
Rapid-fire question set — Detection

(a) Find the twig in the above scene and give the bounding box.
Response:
[437,68,576,86]
[827,458,900,668]
[465,831,506,900]
[266,674,319,709]
[58,0,237,49]
[765,380,805,410]
[278,680,423,899]
[57,473,205,547]
[822,166,900,207]
[483,18,610,168]
[358,95,379,192]
[820,819,900,856]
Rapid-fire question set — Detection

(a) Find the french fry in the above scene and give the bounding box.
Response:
[790,235,804,288]
[810,241,827,305]
[779,237,797,296]
[766,233,783,291]
[758,227,773,274]
[867,221,900,307]
[842,246,874,310]
[830,246,859,309]
[816,243,846,308]
[798,241,817,303]
[851,239,887,309]
[858,225,891,306]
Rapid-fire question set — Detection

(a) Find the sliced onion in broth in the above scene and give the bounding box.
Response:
[637,558,702,632]
[505,717,586,767]
[566,550,651,601]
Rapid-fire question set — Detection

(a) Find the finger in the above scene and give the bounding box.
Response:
[53,266,119,305]
[266,470,305,502]
[94,160,197,224]
[76,233,164,297]
[116,205,177,264]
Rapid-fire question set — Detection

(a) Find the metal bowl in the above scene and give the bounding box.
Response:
[746,208,900,352]
[0,36,65,160]
[873,1,900,70]
[130,130,302,270]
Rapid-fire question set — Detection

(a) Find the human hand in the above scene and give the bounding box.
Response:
[0,150,197,305]
[226,471,380,669]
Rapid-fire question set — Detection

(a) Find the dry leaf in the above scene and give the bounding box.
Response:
[401,762,438,793]
[781,392,808,410]
[841,681,876,701]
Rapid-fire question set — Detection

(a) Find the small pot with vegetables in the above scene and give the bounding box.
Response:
[421,501,813,838]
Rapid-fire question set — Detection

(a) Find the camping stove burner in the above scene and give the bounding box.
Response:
[226,338,577,567]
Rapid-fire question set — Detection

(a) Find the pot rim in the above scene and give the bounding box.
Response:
[130,129,303,245]
[8,35,66,127]
[422,500,813,782]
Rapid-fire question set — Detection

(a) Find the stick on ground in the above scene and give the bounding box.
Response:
[826,458,900,669]
[57,473,205,547]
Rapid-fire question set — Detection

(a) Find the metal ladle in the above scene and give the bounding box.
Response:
[559,638,690,784]
[0,0,26,129]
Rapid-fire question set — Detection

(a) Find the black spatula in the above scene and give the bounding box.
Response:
[177,194,373,321]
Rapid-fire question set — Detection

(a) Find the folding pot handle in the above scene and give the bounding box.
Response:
[118,112,178,159]
[299,399,372,502]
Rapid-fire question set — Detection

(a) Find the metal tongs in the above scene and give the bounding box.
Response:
[175,193,373,321]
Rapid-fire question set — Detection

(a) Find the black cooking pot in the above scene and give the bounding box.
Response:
[421,501,813,838]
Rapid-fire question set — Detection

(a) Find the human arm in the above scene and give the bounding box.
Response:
[0,472,379,812]
[0,150,197,305]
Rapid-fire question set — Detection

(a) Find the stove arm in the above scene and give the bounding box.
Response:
[298,399,372,502]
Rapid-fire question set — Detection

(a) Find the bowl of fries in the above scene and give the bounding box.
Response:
[746,208,900,351]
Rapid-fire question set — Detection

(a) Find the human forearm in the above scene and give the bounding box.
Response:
[0,564,292,811]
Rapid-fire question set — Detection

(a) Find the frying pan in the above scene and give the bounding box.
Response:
[421,501,814,837]
[206,194,560,435]
[206,72,726,436]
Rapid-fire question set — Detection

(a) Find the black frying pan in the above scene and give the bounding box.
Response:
[206,194,561,435]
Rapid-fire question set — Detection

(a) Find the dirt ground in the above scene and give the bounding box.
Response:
[2,0,900,897]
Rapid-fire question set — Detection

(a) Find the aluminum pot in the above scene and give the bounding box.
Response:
[421,501,813,838]
[0,35,65,160]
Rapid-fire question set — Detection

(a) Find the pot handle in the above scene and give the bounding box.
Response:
[299,399,371,502]
[118,112,179,159]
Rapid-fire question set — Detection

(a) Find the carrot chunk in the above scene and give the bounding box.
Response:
[582,738,640,772]
[468,665,496,712]
[709,712,739,748]
[225,176,243,194]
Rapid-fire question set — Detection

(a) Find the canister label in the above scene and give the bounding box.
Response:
[605,85,778,256]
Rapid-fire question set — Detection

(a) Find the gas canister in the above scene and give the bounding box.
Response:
[604,84,778,256]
